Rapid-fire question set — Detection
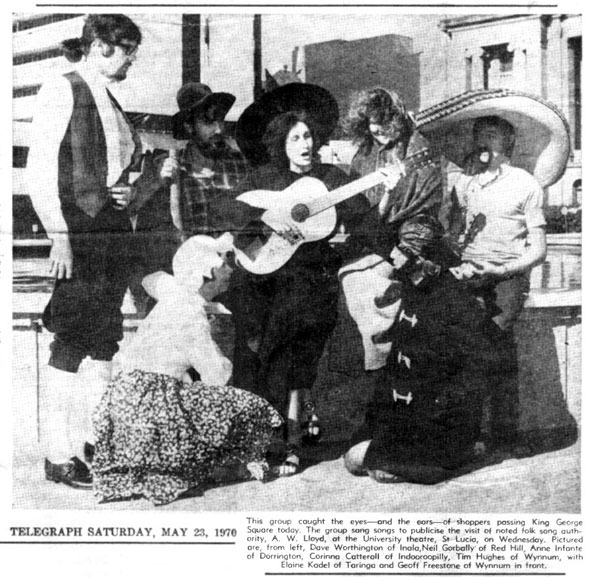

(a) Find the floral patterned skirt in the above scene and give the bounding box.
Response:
[92,370,283,505]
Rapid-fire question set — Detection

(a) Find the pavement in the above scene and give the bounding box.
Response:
[11,255,581,513]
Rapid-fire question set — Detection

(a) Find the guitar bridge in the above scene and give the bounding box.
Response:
[281,230,305,245]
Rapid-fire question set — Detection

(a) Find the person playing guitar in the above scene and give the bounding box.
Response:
[328,87,446,379]
[222,84,400,477]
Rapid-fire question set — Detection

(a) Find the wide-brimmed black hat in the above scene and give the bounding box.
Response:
[416,89,570,188]
[172,82,236,140]
[235,83,339,166]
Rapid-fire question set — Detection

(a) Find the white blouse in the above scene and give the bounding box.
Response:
[120,274,232,386]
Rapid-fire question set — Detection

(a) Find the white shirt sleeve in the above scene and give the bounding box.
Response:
[453,172,472,208]
[26,75,73,237]
[524,175,546,229]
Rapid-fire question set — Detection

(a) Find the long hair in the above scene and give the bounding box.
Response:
[262,111,321,170]
[343,87,414,155]
[61,14,142,63]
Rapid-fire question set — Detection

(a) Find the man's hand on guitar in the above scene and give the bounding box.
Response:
[377,163,405,216]
[261,209,304,245]
[381,162,405,191]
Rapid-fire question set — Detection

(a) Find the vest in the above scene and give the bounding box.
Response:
[58,71,140,218]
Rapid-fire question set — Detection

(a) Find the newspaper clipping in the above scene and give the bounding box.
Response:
[3,2,592,576]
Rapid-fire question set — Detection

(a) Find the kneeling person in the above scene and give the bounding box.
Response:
[345,216,500,484]
[92,235,282,505]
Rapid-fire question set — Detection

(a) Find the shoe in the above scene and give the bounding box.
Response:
[271,445,300,478]
[84,442,95,464]
[301,401,322,445]
[45,457,93,490]
[367,469,405,483]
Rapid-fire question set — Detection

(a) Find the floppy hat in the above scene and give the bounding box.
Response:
[172,82,236,140]
[415,89,571,188]
[172,234,233,291]
[142,234,234,300]
[235,83,339,166]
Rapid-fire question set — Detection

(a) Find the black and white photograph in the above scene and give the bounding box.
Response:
[3,2,591,574]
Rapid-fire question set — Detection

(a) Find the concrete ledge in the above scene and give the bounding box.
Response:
[11,289,582,326]
[13,238,51,247]
[546,233,581,246]
[525,289,581,308]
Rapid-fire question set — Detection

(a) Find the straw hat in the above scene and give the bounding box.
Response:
[415,89,571,188]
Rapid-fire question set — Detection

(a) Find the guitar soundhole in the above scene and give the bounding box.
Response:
[291,203,310,223]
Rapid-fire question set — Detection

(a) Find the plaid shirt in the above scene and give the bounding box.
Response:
[178,141,249,237]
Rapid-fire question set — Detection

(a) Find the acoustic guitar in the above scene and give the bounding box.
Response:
[234,150,434,275]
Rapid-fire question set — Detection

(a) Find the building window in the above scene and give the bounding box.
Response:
[482,43,514,89]
[571,178,582,206]
[568,36,581,151]
[465,56,473,91]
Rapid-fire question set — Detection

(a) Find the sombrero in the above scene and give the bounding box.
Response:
[235,83,339,166]
[415,89,570,188]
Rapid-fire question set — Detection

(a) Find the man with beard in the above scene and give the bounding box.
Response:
[127,83,247,315]
[162,83,249,239]
[26,14,153,487]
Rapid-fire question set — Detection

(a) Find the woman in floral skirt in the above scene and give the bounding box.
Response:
[92,235,282,505]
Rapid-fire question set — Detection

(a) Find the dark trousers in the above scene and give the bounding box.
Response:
[43,203,133,373]
[467,273,530,447]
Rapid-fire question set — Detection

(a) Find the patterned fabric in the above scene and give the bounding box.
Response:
[92,370,283,505]
[178,142,249,237]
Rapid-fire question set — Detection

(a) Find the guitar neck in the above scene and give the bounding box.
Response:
[306,171,386,216]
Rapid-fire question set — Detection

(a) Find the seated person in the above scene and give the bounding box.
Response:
[344,216,501,484]
[92,235,283,505]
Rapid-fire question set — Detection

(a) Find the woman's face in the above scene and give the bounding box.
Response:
[198,257,233,299]
[368,121,400,147]
[285,122,314,173]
